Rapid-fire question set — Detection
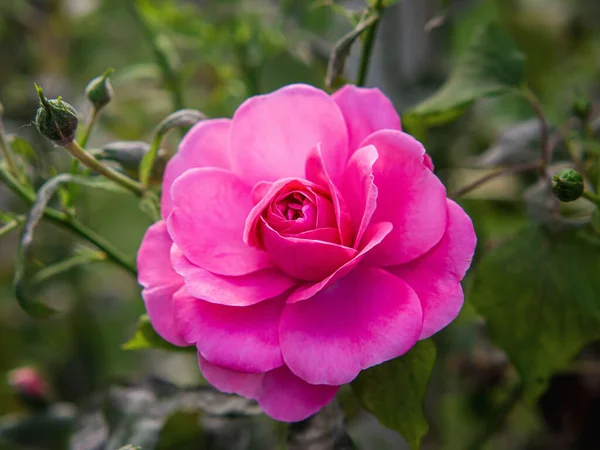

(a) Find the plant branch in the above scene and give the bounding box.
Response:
[451,160,542,199]
[523,87,551,178]
[63,140,144,197]
[0,164,136,275]
[128,0,185,112]
[582,191,600,207]
[78,107,100,149]
[356,0,385,87]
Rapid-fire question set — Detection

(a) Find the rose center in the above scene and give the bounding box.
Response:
[276,192,312,222]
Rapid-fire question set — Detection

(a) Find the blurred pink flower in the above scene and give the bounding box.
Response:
[8,366,49,401]
[137,84,476,422]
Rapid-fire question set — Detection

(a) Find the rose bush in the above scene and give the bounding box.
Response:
[137,84,476,422]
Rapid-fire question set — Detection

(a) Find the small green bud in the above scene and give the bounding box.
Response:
[552,168,584,202]
[571,96,592,122]
[34,84,78,146]
[85,68,114,110]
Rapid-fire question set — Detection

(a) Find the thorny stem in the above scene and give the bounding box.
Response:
[356,0,385,87]
[450,160,542,199]
[63,140,145,197]
[0,164,137,275]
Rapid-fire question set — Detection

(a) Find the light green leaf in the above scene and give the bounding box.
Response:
[123,314,195,353]
[403,23,525,130]
[471,227,600,403]
[351,340,436,450]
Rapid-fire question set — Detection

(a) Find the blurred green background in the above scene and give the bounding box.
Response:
[1,0,600,449]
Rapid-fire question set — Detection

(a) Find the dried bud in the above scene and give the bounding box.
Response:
[8,366,50,410]
[552,168,584,202]
[34,84,78,146]
[85,68,114,110]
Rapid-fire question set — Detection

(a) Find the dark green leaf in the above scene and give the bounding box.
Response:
[157,411,204,450]
[123,314,195,353]
[403,23,525,130]
[471,227,600,403]
[351,340,436,450]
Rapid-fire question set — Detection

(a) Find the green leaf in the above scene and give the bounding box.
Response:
[471,227,600,403]
[403,23,525,130]
[351,340,436,450]
[156,411,204,450]
[123,314,195,353]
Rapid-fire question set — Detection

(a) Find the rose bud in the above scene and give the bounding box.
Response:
[85,69,114,110]
[34,85,78,146]
[552,168,584,202]
[8,366,50,410]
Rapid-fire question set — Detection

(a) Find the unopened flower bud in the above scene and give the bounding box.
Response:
[552,168,584,202]
[8,366,50,410]
[85,69,114,110]
[571,96,592,122]
[34,84,78,146]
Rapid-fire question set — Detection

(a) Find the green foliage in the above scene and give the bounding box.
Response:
[471,227,600,403]
[404,23,526,131]
[156,411,204,450]
[123,315,194,353]
[351,340,437,450]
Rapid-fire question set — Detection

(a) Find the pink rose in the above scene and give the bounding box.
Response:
[137,84,476,422]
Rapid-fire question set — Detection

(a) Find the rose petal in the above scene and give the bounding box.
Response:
[142,284,187,346]
[362,130,448,266]
[339,145,379,247]
[161,119,231,218]
[280,265,422,385]
[198,356,263,399]
[261,219,357,281]
[230,84,349,185]
[137,220,181,288]
[168,168,272,276]
[332,85,401,153]
[305,145,353,246]
[198,357,339,422]
[258,365,339,422]
[171,244,297,307]
[287,221,392,303]
[390,200,476,339]
[137,220,186,346]
[174,288,285,373]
